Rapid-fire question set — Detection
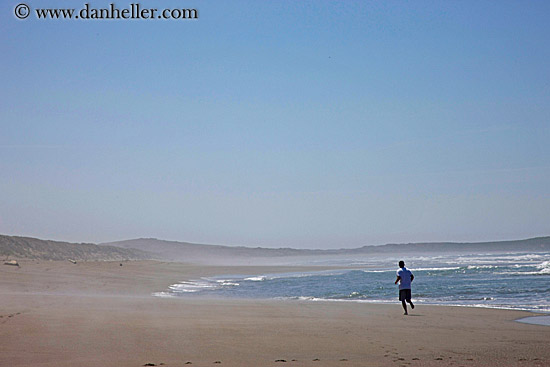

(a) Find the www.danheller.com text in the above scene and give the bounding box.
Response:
[23,3,199,20]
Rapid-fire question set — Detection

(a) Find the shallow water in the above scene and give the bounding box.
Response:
[516,315,550,326]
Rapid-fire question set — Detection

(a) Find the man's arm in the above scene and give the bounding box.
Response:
[411,274,414,282]
[395,276,401,285]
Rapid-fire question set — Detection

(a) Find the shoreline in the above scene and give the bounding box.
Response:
[6,258,550,316]
[155,289,550,318]
[1,260,550,366]
[154,264,550,317]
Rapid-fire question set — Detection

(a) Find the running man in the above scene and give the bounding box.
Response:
[395,260,415,315]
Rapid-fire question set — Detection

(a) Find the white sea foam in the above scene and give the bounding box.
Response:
[290,297,550,313]
[244,276,267,281]
[537,261,550,271]
[244,270,349,281]
[445,253,549,266]
[505,269,550,276]
[497,261,550,276]
[466,265,499,269]
[215,279,240,286]
[165,279,221,293]
[415,267,461,271]
[361,269,392,273]
[362,266,460,273]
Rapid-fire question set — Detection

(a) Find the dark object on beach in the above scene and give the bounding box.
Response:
[313,358,320,361]
[120,263,123,266]
[214,361,221,364]
[68,259,77,264]
[143,364,156,366]
[185,362,192,365]
[275,360,287,362]
[4,260,19,267]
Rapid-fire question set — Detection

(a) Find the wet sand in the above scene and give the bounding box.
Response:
[1,260,549,366]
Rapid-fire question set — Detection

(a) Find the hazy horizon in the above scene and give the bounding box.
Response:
[2,232,550,251]
[2,1,549,249]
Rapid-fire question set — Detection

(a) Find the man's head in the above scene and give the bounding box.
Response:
[399,260,405,268]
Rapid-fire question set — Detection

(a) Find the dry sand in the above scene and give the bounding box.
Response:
[1,260,549,367]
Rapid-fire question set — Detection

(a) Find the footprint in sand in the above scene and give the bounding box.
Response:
[2,313,21,319]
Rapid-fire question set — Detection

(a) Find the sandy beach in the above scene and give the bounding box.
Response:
[1,260,549,367]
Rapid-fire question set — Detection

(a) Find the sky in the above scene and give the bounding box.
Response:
[1,1,549,249]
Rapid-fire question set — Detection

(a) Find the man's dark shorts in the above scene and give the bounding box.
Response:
[399,289,412,301]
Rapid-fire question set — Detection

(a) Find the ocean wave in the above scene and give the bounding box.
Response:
[214,279,240,286]
[504,271,550,276]
[244,276,267,281]
[166,279,224,293]
[361,266,461,273]
[537,261,550,272]
[446,253,549,266]
[244,270,350,281]
[361,269,392,273]
[496,261,550,276]
[416,267,461,271]
[466,265,499,269]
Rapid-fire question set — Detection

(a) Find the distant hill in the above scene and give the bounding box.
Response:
[357,237,550,255]
[100,238,316,264]
[101,236,550,264]
[0,235,152,261]
[3,233,549,264]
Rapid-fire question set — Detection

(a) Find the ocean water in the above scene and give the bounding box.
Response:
[154,252,550,313]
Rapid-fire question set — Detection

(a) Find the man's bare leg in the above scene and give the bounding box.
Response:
[402,300,408,315]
